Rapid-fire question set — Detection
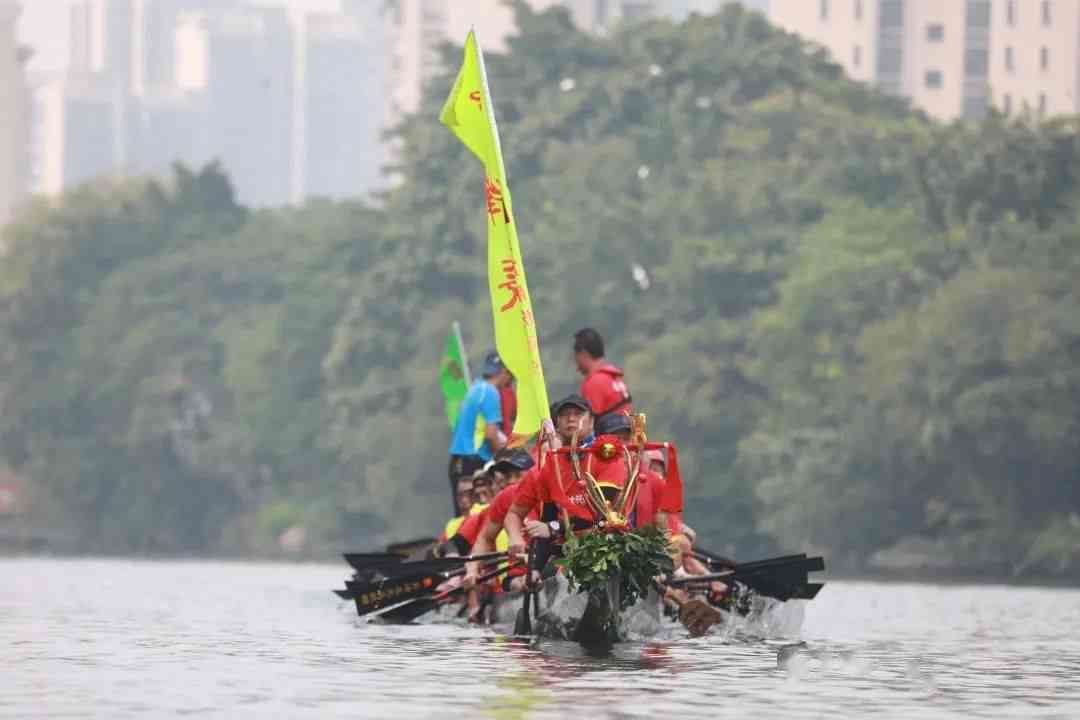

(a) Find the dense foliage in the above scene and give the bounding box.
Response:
[1,3,1077,575]
[558,526,675,609]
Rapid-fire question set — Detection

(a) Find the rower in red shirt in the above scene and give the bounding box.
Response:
[642,446,724,597]
[640,447,681,535]
[505,393,596,555]
[573,328,633,418]
[508,401,685,549]
[464,448,536,590]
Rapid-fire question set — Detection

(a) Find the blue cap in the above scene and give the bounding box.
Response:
[482,351,504,378]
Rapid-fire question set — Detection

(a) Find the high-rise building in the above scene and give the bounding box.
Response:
[768,0,1080,121]
[296,10,385,201]
[34,76,121,195]
[128,88,197,180]
[60,0,138,177]
[377,0,767,135]
[126,0,216,182]
[68,0,135,88]
[69,1,92,72]
[131,0,226,95]
[175,6,293,206]
[1,0,29,228]
[377,0,573,126]
[990,0,1080,118]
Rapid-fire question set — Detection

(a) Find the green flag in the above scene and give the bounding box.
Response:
[440,321,471,428]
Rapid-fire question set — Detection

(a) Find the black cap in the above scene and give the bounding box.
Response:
[492,448,535,474]
[595,413,632,435]
[550,393,592,417]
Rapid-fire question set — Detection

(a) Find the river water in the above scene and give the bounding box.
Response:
[2,558,1078,718]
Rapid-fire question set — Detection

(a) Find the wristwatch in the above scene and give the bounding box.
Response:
[547,520,561,535]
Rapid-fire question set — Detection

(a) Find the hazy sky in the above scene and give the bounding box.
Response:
[17,0,344,74]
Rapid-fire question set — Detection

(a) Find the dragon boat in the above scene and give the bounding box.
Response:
[338,422,824,647]
[336,545,825,648]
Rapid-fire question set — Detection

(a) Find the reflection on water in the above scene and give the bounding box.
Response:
[2,558,1079,719]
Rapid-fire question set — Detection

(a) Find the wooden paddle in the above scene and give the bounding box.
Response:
[693,551,808,572]
[347,553,514,614]
[667,556,822,586]
[367,561,514,623]
[653,579,724,637]
[666,556,825,602]
[346,550,508,576]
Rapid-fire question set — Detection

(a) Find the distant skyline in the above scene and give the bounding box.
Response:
[17,0,344,74]
[17,0,770,75]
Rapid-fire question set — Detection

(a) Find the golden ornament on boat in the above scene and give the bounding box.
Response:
[605,510,628,529]
[599,441,618,460]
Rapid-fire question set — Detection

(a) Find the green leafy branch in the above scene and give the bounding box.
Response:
[557,526,675,610]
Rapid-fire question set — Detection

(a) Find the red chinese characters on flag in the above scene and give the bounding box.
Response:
[498,258,525,312]
[469,90,483,110]
[484,176,511,225]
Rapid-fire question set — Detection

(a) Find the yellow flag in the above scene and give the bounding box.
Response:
[440,31,551,438]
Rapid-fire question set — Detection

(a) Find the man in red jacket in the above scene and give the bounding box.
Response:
[573,328,633,417]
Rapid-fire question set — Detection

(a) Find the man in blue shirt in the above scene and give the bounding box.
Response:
[447,351,512,512]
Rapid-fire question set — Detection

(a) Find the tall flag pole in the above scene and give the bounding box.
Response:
[454,321,472,387]
[440,30,551,442]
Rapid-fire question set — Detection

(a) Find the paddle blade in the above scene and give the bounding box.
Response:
[373,597,440,624]
[513,606,532,636]
[794,582,824,600]
[734,559,825,602]
[679,597,724,637]
[349,573,444,617]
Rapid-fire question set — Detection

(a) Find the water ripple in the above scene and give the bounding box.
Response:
[2,559,1080,718]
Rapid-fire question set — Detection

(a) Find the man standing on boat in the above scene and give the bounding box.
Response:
[447,351,512,512]
[573,328,633,417]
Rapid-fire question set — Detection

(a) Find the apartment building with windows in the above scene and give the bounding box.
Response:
[991,0,1080,117]
[769,0,1080,121]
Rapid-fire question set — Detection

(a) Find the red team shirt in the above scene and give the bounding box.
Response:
[513,440,675,529]
[455,508,487,547]
[580,362,633,417]
[454,474,541,547]
[486,474,538,527]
